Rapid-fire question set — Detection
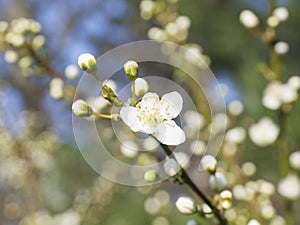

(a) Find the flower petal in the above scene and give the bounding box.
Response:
[160,91,183,119]
[120,106,142,132]
[140,92,159,110]
[120,106,153,133]
[154,120,186,145]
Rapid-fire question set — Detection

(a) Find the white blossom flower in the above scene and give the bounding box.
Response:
[262,81,297,110]
[77,53,96,71]
[247,219,260,225]
[249,117,279,147]
[287,76,300,90]
[120,140,138,158]
[278,174,300,200]
[209,172,227,190]
[175,196,196,215]
[120,92,185,145]
[273,7,289,22]
[274,41,289,55]
[163,158,181,176]
[270,216,286,225]
[239,10,259,29]
[267,16,280,27]
[4,50,19,63]
[289,151,300,170]
[225,127,246,144]
[133,78,149,96]
[65,64,79,79]
[144,170,157,182]
[228,100,244,116]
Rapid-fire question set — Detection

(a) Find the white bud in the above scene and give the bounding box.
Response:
[278,174,300,200]
[200,155,217,173]
[120,140,138,158]
[248,117,279,147]
[144,170,157,182]
[209,172,227,190]
[289,151,300,170]
[186,220,198,225]
[64,64,79,80]
[175,197,196,215]
[287,76,300,90]
[225,127,246,144]
[72,99,92,117]
[273,7,289,22]
[4,50,18,63]
[228,100,244,116]
[163,158,181,176]
[77,53,97,71]
[267,16,280,27]
[32,35,45,50]
[247,219,261,225]
[239,10,259,29]
[274,41,289,55]
[103,79,117,93]
[133,78,149,96]
[124,60,138,81]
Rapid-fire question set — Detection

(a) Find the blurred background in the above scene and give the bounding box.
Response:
[0,0,300,225]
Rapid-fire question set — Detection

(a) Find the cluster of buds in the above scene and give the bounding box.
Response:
[0,18,49,77]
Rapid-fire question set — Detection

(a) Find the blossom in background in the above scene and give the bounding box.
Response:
[248,117,279,147]
[278,174,300,200]
[262,80,298,110]
[239,9,260,29]
[289,151,300,170]
[175,196,196,215]
[120,92,186,145]
[163,158,181,177]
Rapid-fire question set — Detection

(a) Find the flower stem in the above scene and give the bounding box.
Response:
[93,112,113,119]
[160,144,228,225]
[131,80,136,104]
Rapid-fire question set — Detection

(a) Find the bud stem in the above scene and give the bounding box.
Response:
[131,81,136,105]
[93,112,113,119]
[160,143,228,225]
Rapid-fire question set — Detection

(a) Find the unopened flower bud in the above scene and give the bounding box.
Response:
[133,78,149,96]
[102,85,123,107]
[124,60,139,81]
[78,53,97,72]
[72,99,93,117]
[239,10,259,29]
[273,7,289,22]
[163,158,181,177]
[209,172,227,190]
[144,170,157,182]
[220,190,233,209]
[175,197,196,215]
[200,155,217,173]
[65,64,79,80]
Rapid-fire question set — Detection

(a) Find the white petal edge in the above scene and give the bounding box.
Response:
[154,120,186,145]
[160,91,183,119]
[120,106,141,132]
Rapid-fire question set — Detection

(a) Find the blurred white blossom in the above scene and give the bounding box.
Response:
[278,174,300,200]
[289,151,300,170]
[239,10,259,29]
[175,196,196,215]
[249,117,279,147]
